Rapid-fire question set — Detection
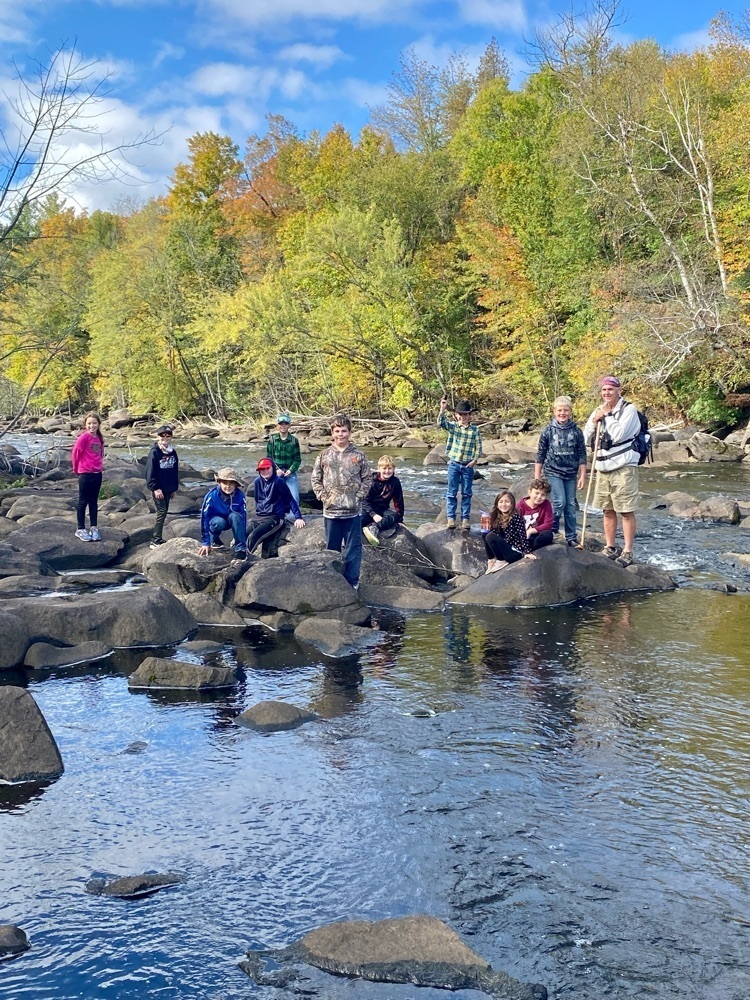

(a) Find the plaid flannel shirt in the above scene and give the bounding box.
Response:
[266,432,301,473]
[437,412,482,464]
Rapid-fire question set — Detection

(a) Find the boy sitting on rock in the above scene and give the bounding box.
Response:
[199,467,247,558]
[362,454,404,547]
[517,478,555,552]
[248,458,305,557]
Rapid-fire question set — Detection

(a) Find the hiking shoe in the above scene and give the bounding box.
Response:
[89,527,101,541]
[567,538,578,547]
[603,546,618,559]
[211,538,225,548]
[233,548,247,559]
[446,518,456,530]
[615,550,634,568]
[363,524,380,547]
[75,528,92,542]
[149,538,165,549]
[461,519,471,530]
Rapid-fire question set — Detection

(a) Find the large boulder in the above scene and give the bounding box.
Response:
[24,640,112,669]
[415,523,487,578]
[687,432,745,462]
[0,686,64,783]
[5,495,76,520]
[180,591,246,626]
[294,618,385,658]
[448,545,675,608]
[143,537,233,595]
[358,584,445,610]
[422,444,447,466]
[236,700,318,733]
[234,552,362,616]
[9,517,127,569]
[0,585,197,647]
[128,656,237,690]
[0,542,52,579]
[0,608,31,669]
[241,915,546,999]
[669,495,741,524]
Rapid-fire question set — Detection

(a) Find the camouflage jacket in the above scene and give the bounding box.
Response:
[311,444,372,519]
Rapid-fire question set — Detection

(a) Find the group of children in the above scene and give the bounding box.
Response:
[70,393,587,583]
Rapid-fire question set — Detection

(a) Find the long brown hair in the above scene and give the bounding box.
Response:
[490,490,516,531]
[82,411,105,450]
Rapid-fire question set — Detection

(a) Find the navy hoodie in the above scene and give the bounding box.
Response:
[253,460,302,520]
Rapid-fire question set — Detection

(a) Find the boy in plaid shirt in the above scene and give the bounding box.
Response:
[438,397,482,530]
[266,413,302,508]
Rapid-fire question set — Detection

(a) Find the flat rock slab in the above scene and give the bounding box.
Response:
[0,686,64,783]
[177,639,224,656]
[0,542,49,579]
[294,618,385,658]
[449,545,675,608]
[0,608,30,670]
[9,516,127,570]
[236,700,318,733]
[0,924,30,961]
[358,584,445,611]
[129,655,237,690]
[86,872,186,899]
[0,585,197,648]
[24,640,113,669]
[242,916,546,999]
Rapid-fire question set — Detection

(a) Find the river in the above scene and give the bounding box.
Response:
[1,436,749,999]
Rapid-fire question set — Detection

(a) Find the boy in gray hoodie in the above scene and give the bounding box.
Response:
[534,396,587,545]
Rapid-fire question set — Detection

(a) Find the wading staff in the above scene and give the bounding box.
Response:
[578,419,601,549]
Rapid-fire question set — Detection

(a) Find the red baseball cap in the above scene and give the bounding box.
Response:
[257,458,274,471]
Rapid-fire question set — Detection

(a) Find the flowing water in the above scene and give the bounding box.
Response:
[1,437,749,999]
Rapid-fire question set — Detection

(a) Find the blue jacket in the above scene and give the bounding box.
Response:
[200,485,247,545]
[536,420,587,480]
[253,460,302,520]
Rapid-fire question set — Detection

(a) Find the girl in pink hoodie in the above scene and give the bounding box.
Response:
[71,412,105,541]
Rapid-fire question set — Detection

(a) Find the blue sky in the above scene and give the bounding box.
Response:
[0,0,742,210]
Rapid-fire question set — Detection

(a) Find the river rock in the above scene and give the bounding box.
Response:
[0,585,197,647]
[651,440,692,464]
[128,655,237,689]
[180,591,246,626]
[143,537,235,595]
[120,514,158,548]
[164,519,202,541]
[739,516,750,530]
[236,700,318,732]
[0,924,31,960]
[449,544,675,608]
[0,686,64,783]
[24,640,112,669]
[687,432,745,462]
[9,517,127,569]
[85,872,186,898]
[177,639,224,656]
[0,608,31,669]
[234,552,362,616]
[415,523,487,578]
[721,552,750,569]
[358,584,445,610]
[106,408,138,429]
[294,618,385,658]
[5,496,76,520]
[669,496,741,524]
[0,542,51,579]
[422,444,447,466]
[0,575,63,598]
[241,915,546,999]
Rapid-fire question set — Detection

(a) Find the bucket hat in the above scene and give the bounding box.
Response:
[215,467,243,486]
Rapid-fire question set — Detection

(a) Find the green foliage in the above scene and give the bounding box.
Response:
[98,480,122,500]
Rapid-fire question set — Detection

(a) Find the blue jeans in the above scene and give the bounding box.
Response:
[209,512,246,549]
[280,471,299,523]
[324,515,362,588]
[549,475,577,540]
[446,460,473,520]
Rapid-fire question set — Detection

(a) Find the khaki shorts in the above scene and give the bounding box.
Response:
[593,465,640,513]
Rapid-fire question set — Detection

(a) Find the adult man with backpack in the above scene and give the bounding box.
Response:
[583,375,642,567]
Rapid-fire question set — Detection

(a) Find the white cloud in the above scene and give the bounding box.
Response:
[278,43,345,67]
[199,0,422,27]
[670,25,712,53]
[458,0,527,31]
[188,61,314,102]
[153,41,186,68]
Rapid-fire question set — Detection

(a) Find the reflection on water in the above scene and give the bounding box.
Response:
[1,589,748,998]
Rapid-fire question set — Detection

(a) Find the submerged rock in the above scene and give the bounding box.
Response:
[0,686,64,783]
[294,618,385,658]
[236,700,318,733]
[128,656,237,690]
[358,584,445,611]
[85,872,186,898]
[449,545,675,608]
[240,915,546,999]
[0,924,30,961]
[24,640,112,669]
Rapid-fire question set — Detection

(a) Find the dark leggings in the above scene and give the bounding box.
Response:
[153,492,172,541]
[528,529,554,551]
[361,509,400,531]
[247,516,283,555]
[77,472,102,529]
[483,531,524,564]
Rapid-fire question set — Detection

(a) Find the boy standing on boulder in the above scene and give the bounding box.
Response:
[438,398,482,530]
[311,414,371,590]
[534,397,587,545]
[266,413,302,507]
[146,425,179,549]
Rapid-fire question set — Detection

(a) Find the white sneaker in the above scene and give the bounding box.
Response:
[75,529,92,542]
[89,527,101,541]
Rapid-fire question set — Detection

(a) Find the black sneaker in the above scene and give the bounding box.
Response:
[149,538,165,549]
[567,538,578,547]
[233,548,247,559]
[211,538,225,548]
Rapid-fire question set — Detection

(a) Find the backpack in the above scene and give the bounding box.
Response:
[629,406,653,465]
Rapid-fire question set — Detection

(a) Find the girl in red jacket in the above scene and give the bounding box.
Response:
[71,412,104,542]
